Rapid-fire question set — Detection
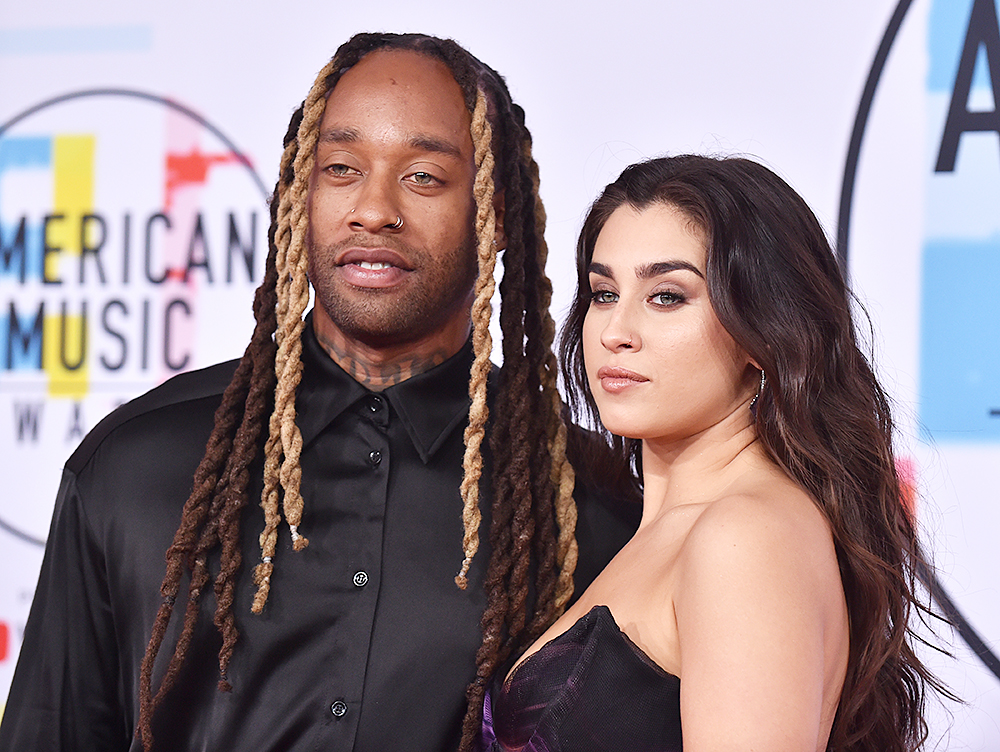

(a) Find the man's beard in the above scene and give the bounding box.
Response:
[307,233,479,349]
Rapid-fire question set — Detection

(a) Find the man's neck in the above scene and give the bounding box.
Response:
[312,317,470,391]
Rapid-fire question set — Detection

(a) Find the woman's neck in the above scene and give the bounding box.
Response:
[637,410,764,526]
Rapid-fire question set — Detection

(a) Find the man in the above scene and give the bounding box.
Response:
[0,33,638,752]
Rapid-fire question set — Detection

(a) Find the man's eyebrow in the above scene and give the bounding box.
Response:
[408,134,463,159]
[318,127,361,144]
[316,128,463,160]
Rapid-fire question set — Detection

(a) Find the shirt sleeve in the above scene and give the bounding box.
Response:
[0,468,130,752]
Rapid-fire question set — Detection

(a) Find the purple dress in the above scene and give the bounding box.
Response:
[480,605,683,751]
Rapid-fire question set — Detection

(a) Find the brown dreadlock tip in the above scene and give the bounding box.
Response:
[454,574,469,590]
[218,679,233,693]
[292,536,309,552]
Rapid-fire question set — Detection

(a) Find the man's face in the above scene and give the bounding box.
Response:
[307,48,480,356]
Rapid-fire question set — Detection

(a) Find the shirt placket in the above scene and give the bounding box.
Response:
[321,391,390,749]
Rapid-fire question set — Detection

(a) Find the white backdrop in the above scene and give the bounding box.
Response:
[1,0,997,747]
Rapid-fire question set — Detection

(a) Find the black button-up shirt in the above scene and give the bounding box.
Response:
[0,322,639,752]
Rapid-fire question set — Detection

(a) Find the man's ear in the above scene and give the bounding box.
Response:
[493,190,507,249]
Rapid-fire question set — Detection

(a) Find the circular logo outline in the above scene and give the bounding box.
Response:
[835,0,1000,683]
[0,87,271,548]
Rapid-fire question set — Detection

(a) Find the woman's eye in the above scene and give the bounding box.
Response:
[651,291,684,306]
[590,290,618,305]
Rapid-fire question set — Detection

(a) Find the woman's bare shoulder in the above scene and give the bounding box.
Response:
[675,473,841,609]
[669,467,850,751]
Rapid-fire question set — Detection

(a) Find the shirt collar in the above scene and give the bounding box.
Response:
[297,315,481,464]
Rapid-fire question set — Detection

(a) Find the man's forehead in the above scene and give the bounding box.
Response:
[317,49,473,154]
[328,48,465,103]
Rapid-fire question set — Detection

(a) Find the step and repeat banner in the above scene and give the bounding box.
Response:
[1,0,997,746]
[845,0,1000,745]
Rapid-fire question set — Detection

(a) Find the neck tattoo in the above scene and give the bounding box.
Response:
[317,332,450,391]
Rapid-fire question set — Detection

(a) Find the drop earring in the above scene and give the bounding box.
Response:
[749,369,766,411]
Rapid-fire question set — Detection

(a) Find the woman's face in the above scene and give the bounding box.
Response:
[582,203,755,444]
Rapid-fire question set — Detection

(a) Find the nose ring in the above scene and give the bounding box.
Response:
[389,216,403,230]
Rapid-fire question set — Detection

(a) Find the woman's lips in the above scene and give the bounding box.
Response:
[596,366,649,394]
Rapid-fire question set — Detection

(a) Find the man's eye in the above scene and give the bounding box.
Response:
[326,164,352,176]
[410,171,437,186]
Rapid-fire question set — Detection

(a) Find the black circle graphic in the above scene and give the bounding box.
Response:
[0,88,270,200]
[836,0,1000,683]
[0,88,270,548]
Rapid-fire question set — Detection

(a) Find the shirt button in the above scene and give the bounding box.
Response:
[331,700,348,717]
[368,450,382,466]
[367,395,383,412]
[353,571,369,587]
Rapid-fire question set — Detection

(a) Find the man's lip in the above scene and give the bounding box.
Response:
[596,366,648,382]
[337,248,413,271]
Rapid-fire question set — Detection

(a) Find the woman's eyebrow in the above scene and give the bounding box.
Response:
[588,262,614,280]
[589,260,705,280]
[636,260,704,280]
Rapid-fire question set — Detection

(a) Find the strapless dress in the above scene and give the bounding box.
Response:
[479,605,682,751]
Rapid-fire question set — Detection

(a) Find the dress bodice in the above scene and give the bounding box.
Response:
[480,605,682,751]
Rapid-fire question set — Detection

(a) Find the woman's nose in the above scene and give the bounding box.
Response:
[600,309,639,352]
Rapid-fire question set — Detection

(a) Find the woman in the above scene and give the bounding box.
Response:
[477,156,942,752]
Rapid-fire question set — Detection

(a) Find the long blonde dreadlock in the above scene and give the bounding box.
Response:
[249,57,337,611]
[455,89,498,590]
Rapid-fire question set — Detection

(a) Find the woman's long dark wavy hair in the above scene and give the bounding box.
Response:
[560,155,949,752]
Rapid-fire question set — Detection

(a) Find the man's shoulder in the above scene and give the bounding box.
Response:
[565,422,641,513]
[66,359,241,475]
[565,421,641,596]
